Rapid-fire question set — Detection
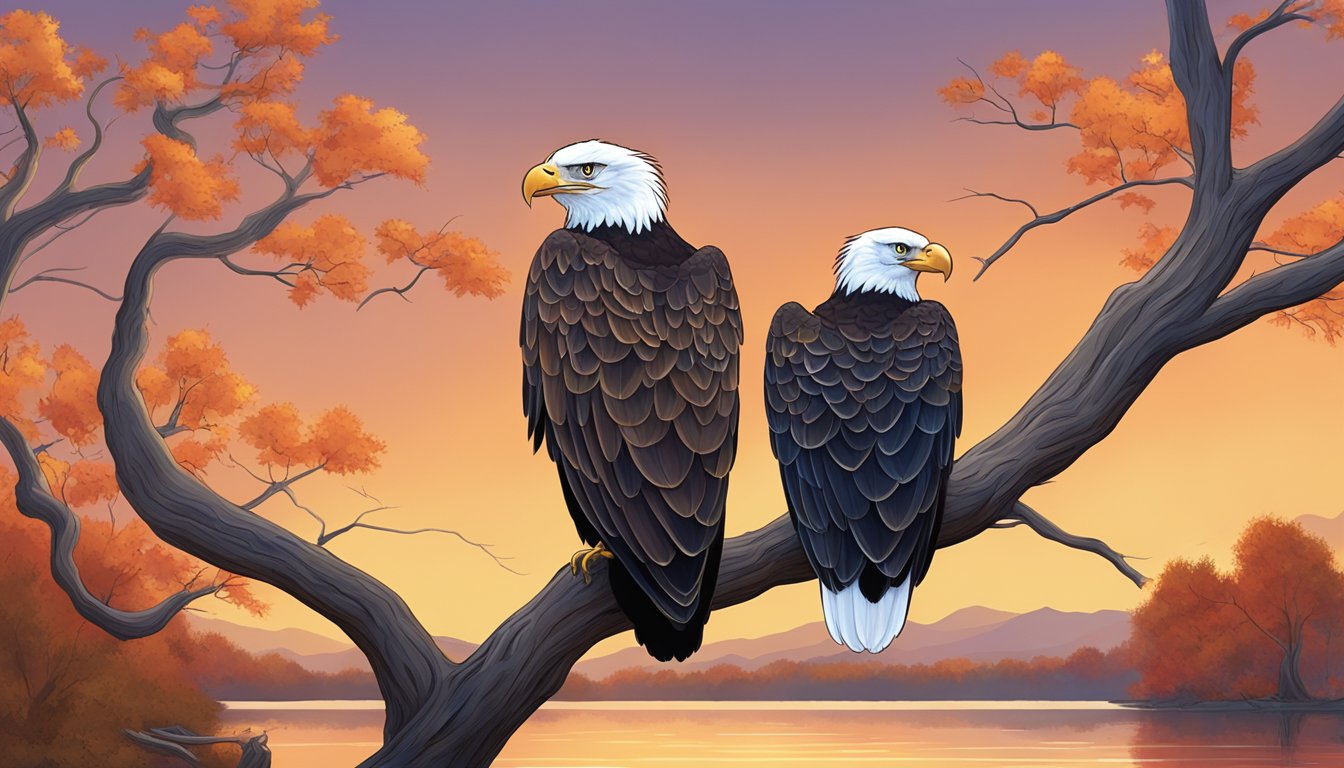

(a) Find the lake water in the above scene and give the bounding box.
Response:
[219,700,1344,767]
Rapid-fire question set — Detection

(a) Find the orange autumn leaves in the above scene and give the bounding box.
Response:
[942,16,1344,344]
[4,3,505,302]
[1260,194,1344,343]
[375,219,510,300]
[240,404,384,475]
[0,317,385,504]
[249,215,507,307]
[0,10,105,108]
[2,3,427,216]
[139,134,241,221]
[104,1,424,219]
[941,48,1256,189]
[115,0,332,112]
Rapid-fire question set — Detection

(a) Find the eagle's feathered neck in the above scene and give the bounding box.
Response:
[814,289,920,333]
[578,220,696,267]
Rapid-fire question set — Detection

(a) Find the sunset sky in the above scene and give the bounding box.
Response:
[11,0,1344,660]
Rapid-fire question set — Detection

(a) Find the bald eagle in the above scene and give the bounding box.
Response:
[766,228,961,653]
[520,140,741,661]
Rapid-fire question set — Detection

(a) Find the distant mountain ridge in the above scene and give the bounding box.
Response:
[574,606,1128,679]
[1295,510,1344,551]
[188,605,1130,680]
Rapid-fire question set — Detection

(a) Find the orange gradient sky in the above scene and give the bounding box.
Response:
[10,0,1344,658]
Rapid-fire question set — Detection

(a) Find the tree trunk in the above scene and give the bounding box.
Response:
[1277,643,1312,701]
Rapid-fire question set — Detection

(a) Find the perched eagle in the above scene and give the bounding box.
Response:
[520,140,741,661]
[765,227,961,653]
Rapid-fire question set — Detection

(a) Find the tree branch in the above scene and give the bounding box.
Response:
[1223,1,1316,81]
[240,463,325,509]
[951,58,1079,133]
[9,267,122,302]
[318,508,522,575]
[0,103,40,220]
[0,417,220,640]
[95,178,448,738]
[950,188,1039,218]
[953,116,1079,132]
[125,726,270,768]
[1166,0,1232,194]
[998,501,1149,587]
[1187,238,1344,347]
[966,176,1193,278]
[357,265,433,311]
[54,76,123,194]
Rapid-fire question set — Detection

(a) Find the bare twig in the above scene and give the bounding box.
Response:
[962,176,1194,278]
[319,508,523,575]
[997,500,1149,587]
[240,463,325,509]
[358,265,433,311]
[1248,241,1315,260]
[952,58,1080,132]
[950,188,1039,218]
[9,267,122,301]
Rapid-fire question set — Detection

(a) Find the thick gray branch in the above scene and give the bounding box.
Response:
[1189,239,1344,346]
[1167,0,1232,195]
[0,104,40,220]
[96,180,448,739]
[0,418,219,639]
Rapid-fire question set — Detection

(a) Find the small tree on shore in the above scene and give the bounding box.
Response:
[1130,518,1344,702]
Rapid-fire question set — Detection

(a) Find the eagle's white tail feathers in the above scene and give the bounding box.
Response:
[819,577,912,653]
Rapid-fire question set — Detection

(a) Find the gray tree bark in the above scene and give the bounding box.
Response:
[3,1,1344,766]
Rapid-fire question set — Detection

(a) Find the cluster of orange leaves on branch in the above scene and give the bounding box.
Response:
[939,47,1256,198]
[1260,195,1344,343]
[0,314,384,522]
[1,3,508,304]
[938,4,1344,343]
[111,0,428,219]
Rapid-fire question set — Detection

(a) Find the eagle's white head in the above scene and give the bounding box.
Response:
[834,227,952,302]
[522,140,668,235]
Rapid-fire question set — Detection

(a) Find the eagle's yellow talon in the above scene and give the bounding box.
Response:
[570,542,614,583]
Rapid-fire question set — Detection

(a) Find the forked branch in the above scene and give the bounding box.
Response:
[0,417,221,640]
[962,176,1193,278]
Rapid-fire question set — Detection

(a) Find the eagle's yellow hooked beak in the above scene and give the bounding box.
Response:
[902,243,953,281]
[522,162,597,206]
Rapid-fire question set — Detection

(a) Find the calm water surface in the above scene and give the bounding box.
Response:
[219,701,1344,767]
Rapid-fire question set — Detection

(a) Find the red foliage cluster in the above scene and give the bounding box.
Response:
[1130,517,1344,702]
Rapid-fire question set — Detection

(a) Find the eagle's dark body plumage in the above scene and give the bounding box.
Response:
[521,221,741,661]
[765,289,961,646]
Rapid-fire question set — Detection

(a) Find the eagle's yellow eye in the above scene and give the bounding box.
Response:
[895,243,909,255]
[581,164,594,177]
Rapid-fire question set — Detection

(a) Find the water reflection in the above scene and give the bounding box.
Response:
[217,702,1344,767]
[1130,711,1344,767]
